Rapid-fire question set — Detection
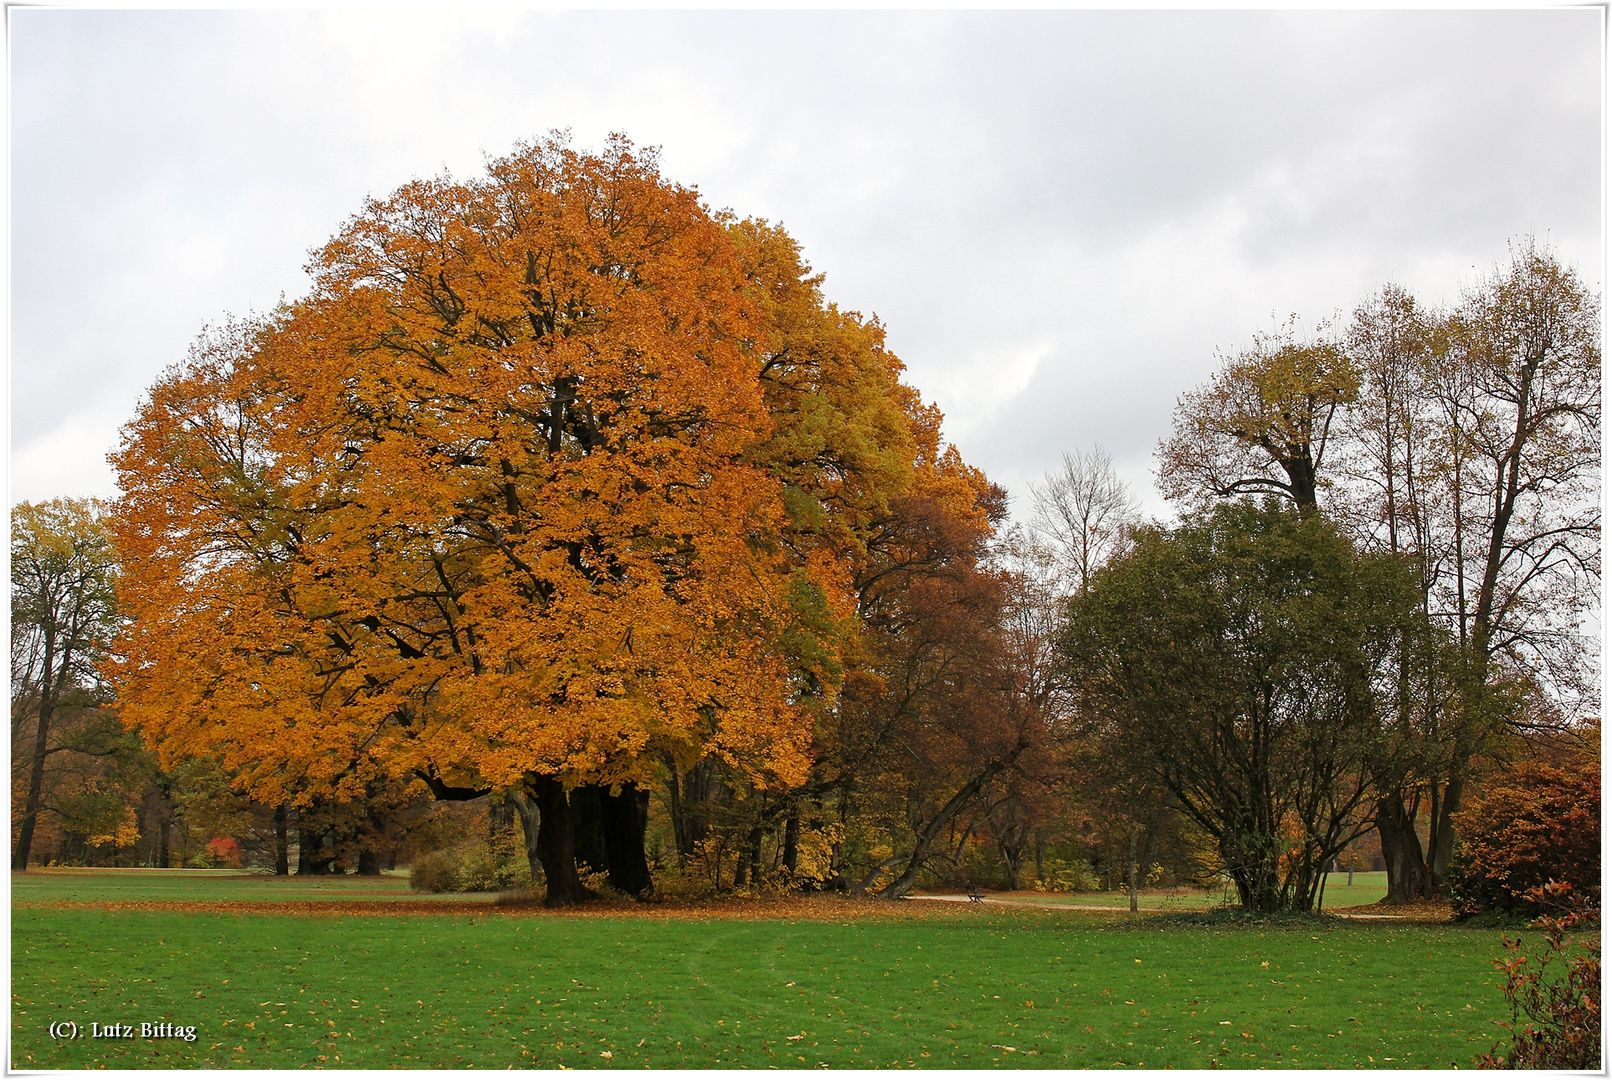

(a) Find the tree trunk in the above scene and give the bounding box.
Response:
[1427,772,1463,894]
[12,633,58,871]
[875,750,1021,900]
[511,789,544,883]
[665,757,688,866]
[160,819,173,871]
[1127,824,1140,913]
[297,808,337,875]
[1223,828,1283,913]
[570,785,608,875]
[273,804,289,876]
[513,775,591,907]
[357,847,381,875]
[781,813,801,875]
[742,825,764,888]
[1375,794,1427,904]
[489,793,516,840]
[598,783,653,896]
[1001,845,1023,892]
[672,759,715,860]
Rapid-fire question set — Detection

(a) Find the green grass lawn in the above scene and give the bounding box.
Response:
[9,867,440,904]
[13,869,1516,1070]
[953,871,1390,912]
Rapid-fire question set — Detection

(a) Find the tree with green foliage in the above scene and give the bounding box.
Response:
[1160,241,1600,905]
[11,499,122,870]
[1062,500,1423,912]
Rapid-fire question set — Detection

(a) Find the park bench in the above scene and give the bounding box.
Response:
[967,886,986,903]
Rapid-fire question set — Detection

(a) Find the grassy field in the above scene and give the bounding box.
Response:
[940,871,1391,913]
[9,867,430,904]
[13,869,1516,1070]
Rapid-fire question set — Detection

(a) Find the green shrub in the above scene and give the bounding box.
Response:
[1033,858,1099,893]
[408,850,458,893]
[648,860,719,901]
[409,832,532,893]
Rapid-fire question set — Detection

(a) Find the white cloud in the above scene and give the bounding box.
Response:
[8,8,1601,523]
[10,412,124,505]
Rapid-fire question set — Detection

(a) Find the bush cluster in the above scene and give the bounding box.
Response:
[1446,759,1599,919]
[1032,859,1100,893]
[409,832,532,893]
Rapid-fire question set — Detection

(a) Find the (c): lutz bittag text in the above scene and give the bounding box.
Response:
[89,1022,198,1042]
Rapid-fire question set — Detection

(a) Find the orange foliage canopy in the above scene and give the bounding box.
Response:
[110,135,972,810]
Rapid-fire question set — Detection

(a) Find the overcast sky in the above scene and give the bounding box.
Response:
[9,7,1602,522]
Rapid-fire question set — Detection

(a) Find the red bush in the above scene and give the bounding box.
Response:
[1447,760,1599,918]
[205,836,242,868]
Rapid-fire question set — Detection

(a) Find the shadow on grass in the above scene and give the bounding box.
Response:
[1450,906,1589,930]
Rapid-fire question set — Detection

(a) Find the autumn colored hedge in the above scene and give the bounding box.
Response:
[1446,760,1600,918]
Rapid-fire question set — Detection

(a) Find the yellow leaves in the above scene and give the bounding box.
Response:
[85,806,141,849]
[114,134,956,810]
[1159,322,1357,510]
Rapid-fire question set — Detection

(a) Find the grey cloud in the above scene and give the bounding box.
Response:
[9,9,1600,513]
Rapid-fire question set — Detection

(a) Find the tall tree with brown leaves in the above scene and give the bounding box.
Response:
[111,136,854,904]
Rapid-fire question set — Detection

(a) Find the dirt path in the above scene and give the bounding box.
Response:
[909,894,1151,913]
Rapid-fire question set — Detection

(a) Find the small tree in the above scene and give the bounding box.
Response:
[1028,444,1139,594]
[12,499,120,870]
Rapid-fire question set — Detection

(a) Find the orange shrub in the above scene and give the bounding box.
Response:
[205,836,242,868]
[1447,760,1599,917]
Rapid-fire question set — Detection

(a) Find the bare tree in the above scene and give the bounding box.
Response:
[1415,239,1601,890]
[1029,445,1141,595]
[1326,242,1598,901]
[1334,284,1456,903]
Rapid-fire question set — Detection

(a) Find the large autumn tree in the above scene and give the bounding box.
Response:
[112,135,980,905]
[111,136,877,904]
